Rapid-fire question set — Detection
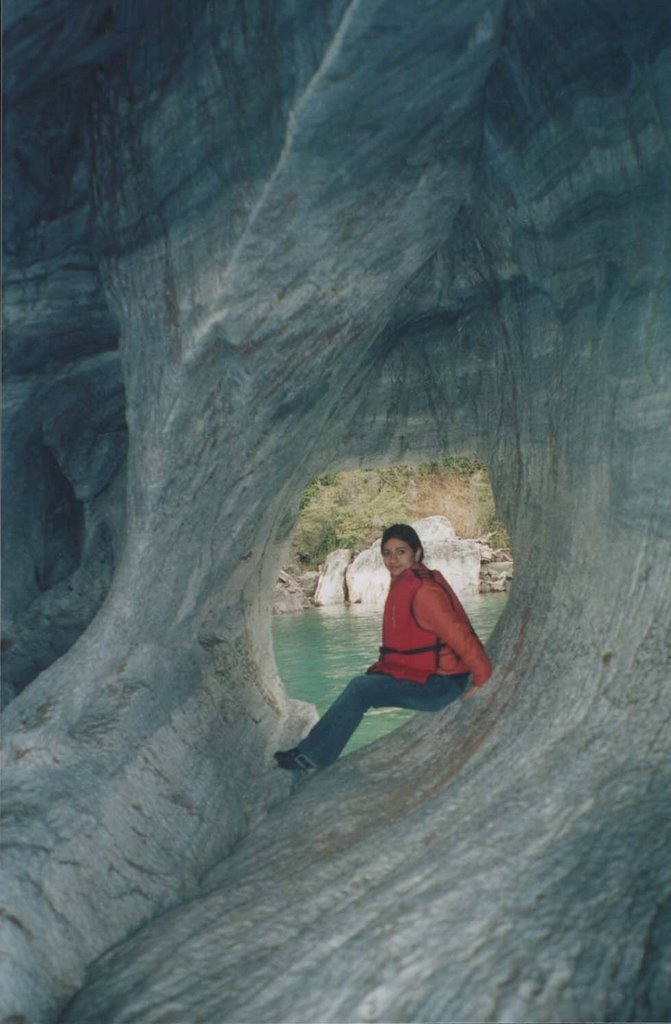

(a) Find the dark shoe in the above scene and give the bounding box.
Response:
[274,747,316,771]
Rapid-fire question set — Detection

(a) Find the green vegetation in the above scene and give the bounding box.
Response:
[292,457,509,568]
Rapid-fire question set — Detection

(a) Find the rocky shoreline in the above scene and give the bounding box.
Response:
[274,515,513,614]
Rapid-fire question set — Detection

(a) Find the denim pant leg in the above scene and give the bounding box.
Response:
[390,672,471,711]
[298,672,470,767]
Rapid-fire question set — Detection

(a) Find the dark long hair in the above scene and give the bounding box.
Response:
[380,523,424,563]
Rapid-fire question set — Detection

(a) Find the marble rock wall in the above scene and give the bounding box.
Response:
[2,1,670,1022]
[2,10,128,703]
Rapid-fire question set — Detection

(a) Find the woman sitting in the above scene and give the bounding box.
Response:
[275,523,492,770]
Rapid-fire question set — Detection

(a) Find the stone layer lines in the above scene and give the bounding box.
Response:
[2,1,670,1022]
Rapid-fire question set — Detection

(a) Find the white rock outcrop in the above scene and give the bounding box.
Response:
[314,549,352,606]
[346,516,480,606]
[345,543,391,606]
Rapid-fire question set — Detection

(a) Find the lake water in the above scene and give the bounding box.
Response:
[272,592,507,755]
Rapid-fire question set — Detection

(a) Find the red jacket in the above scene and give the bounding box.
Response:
[367,566,493,686]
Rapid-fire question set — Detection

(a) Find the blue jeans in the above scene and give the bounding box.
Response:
[297,671,470,767]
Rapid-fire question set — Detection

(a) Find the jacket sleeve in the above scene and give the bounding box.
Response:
[413,581,493,687]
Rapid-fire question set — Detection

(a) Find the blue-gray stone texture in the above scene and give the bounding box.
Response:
[2,1,670,1021]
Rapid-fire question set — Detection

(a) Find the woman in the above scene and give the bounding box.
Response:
[275,523,493,770]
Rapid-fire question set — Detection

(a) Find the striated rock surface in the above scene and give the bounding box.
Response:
[346,515,481,605]
[1,13,128,703]
[2,2,670,1023]
[2,355,127,703]
[314,548,352,606]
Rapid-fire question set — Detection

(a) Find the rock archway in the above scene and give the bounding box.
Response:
[2,1,670,1021]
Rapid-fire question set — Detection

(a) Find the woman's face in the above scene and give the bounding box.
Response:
[381,537,419,578]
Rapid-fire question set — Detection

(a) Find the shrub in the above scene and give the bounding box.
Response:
[292,459,510,568]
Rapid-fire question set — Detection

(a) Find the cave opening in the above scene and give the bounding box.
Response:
[272,457,513,758]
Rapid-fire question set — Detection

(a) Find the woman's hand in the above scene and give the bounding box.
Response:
[462,685,479,700]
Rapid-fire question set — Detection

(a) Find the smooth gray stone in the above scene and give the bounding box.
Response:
[1,1,670,1022]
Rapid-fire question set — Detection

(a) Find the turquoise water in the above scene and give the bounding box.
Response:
[272,592,507,755]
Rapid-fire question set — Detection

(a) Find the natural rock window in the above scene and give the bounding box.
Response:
[2,2,669,1023]
[273,460,512,754]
